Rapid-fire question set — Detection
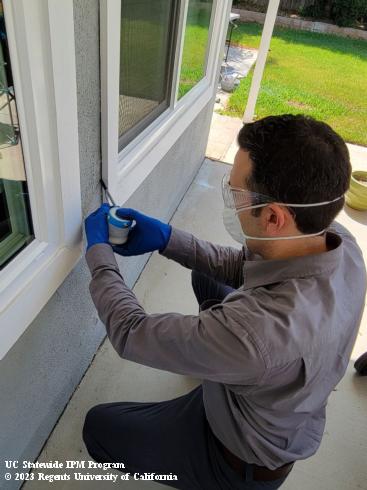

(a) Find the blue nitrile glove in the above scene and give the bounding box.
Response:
[112,208,172,256]
[85,203,112,251]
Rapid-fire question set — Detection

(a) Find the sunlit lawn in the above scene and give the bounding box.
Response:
[222,22,367,146]
[178,25,209,99]
[119,8,211,101]
[178,2,212,100]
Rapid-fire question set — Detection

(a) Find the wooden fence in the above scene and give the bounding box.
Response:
[235,1,316,12]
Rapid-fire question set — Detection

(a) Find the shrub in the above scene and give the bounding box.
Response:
[331,0,367,27]
[300,0,328,19]
[235,0,367,27]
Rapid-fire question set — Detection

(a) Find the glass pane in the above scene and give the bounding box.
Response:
[0,0,34,269]
[119,0,177,147]
[178,0,213,100]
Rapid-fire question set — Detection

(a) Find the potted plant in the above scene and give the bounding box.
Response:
[345,171,367,211]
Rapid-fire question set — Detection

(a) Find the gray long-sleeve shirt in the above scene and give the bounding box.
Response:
[86,221,366,469]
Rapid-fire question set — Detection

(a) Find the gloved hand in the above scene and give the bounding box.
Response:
[112,208,172,256]
[85,203,112,251]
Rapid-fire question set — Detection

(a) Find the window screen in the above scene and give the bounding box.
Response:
[178,0,213,99]
[119,0,179,150]
[0,0,34,269]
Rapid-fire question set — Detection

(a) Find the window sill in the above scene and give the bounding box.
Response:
[113,79,215,205]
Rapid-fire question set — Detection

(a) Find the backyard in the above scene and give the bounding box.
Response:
[178,1,212,99]
[119,1,212,104]
[221,22,367,146]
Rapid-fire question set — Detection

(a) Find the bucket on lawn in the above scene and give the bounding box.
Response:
[221,73,239,92]
[220,66,239,92]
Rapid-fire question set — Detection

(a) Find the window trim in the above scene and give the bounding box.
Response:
[0,180,31,268]
[177,0,215,102]
[0,0,82,360]
[101,0,232,205]
[117,0,181,152]
[118,101,169,154]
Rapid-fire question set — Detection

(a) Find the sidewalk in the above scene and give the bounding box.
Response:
[206,113,367,174]
[205,44,257,163]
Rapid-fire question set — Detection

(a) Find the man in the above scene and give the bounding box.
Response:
[83,115,366,489]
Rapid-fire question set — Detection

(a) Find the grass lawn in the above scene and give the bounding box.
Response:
[119,3,212,102]
[178,24,210,99]
[222,23,367,146]
[178,3,212,99]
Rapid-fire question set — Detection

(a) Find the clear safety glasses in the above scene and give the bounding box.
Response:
[221,172,344,213]
[221,173,275,212]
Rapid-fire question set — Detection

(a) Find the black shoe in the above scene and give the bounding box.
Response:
[354,352,367,376]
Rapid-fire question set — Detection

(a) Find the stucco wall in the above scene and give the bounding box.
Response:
[0,1,215,488]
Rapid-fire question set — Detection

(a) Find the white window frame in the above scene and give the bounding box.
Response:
[101,0,232,205]
[0,0,82,359]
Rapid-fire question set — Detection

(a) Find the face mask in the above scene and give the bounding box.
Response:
[222,204,340,245]
[221,172,343,244]
[223,207,247,244]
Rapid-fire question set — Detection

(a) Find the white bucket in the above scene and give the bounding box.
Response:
[220,72,238,92]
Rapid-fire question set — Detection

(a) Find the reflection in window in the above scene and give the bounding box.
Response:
[178,0,213,99]
[0,0,34,269]
[118,0,179,150]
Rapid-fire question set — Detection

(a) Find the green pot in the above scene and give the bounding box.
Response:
[345,170,367,211]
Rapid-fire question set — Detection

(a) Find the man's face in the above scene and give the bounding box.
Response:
[228,148,262,246]
[228,148,299,252]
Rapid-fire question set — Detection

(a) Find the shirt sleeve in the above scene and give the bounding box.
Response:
[160,227,245,289]
[86,243,266,385]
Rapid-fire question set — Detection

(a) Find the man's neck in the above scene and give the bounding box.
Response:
[259,234,329,260]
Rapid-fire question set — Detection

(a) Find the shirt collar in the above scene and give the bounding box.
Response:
[242,230,343,291]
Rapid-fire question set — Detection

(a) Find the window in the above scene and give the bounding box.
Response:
[101,0,232,205]
[0,0,82,360]
[0,0,33,269]
[118,0,180,150]
[178,0,213,99]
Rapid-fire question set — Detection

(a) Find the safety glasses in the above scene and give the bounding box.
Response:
[221,173,275,212]
[222,172,343,213]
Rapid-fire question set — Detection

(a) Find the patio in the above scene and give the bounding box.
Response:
[23,149,367,489]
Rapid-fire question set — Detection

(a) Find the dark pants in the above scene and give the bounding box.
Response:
[82,271,288,490]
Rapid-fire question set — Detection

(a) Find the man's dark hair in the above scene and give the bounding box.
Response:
[237,114,351,234]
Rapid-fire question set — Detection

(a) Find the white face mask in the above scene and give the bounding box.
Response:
[222,206,336,245]
[223,207,247,244]
[221,171,344,244]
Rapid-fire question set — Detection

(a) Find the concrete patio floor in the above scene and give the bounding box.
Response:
[24,158,367,490]
[206,112,367,175]
[215,46,258,114]
[207,44,257,162]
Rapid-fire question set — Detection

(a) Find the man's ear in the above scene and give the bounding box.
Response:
[262,204,287,235]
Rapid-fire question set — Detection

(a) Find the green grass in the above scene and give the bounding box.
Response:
[178,3,212,99]
[178,24,210,98]
[222,22,367,146]
[119,3,212,101]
